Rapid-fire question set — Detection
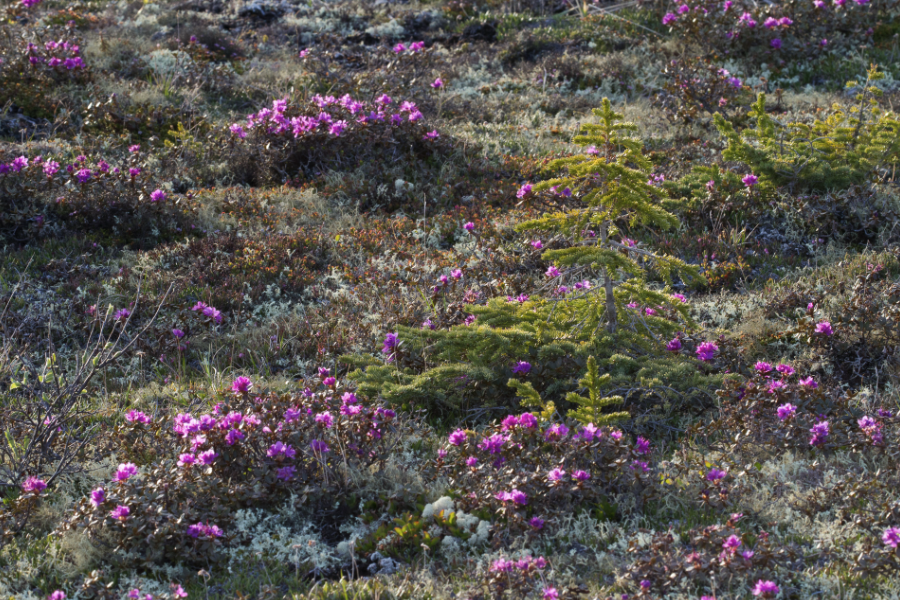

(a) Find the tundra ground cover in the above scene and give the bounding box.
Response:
[2,0,900,597]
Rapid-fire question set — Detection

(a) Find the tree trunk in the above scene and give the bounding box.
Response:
[600,223,616,333]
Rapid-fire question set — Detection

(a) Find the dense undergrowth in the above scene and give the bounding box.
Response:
[2,0,900,597]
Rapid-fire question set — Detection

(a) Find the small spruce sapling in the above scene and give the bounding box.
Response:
[346,99,709,414]
[565,355,627,425]
[517,97,703,333]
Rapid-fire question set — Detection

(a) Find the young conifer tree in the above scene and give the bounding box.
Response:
[347,99,707,415]
[517,98,701,333]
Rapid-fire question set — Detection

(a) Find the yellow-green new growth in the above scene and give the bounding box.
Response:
[517,97,702,332]
[566,355,627,426]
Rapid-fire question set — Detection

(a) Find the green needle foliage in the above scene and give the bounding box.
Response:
[517,97,702,333]
[712,66,900,193]
[346,99,714,416]
[565,355,628,425]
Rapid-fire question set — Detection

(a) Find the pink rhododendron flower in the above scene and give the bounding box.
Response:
[696,342,718,361]
[22,477,47,493]
[752,580,779,597]
[884,527,900,548]
[777,403,796,420]
[231,376,252,394]
[90,487,105,507]
[115,463,138,482]
[110,505,130,520]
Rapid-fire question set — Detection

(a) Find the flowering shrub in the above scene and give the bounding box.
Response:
[224,94,447,187]
[767,262,900,387]
[654,57,750,124]
[435,413,654,539]
[710,367,899,457]
[0,26,90,118]
[654,0,884,61]
[0,148,191,247]
[60,378,398,567]
[620,517,800,598]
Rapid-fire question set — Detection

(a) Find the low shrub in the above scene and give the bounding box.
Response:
[60,376,399,568]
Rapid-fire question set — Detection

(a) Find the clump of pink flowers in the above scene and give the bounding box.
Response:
[696,342,719,361]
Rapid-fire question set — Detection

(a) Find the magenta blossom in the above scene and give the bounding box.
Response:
[463,221,475,232]
[883,526,900,548]
[706,468,727,482]
[755,361,773,373]
[742,174,758,187]
[22,477,47,493]
[449,429,468,446]
[722,534,742,552]
[125,410,151,424]
[696,342,718,361]
[572,470,591,481]
[510,489,528,505]
[478,433,507,454]
[501,415,519,431]
[231,376,252,394]
[635,437,651,455]
[198,449,218,465]
[544,423,569,441]
[115,463,138,482]
[382,332,399,355]
[799,377,818,388]
[548,468,566,481]
[776,403,797,420]
[310,439,329,454]
[90,487,105,507]
[751,580,780,597]
[150,189,166,202]
[776,363,795,376]
[267,441,296,459]
[512,360,532,374]
[809,421,830,446]
[110,505,130,520]
[815,321,833,336]
[518,413,538,428]
[666,338,682,352]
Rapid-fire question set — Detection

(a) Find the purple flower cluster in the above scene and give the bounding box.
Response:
[25,39,86,70]
[231,94,428,142]
[809,420,830,446]
[495,489,528,505]
[696,341,719,362]
[192,301,223,324]
[21,477,47,493]
[489,555,547,573]
[186,521,223,538]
